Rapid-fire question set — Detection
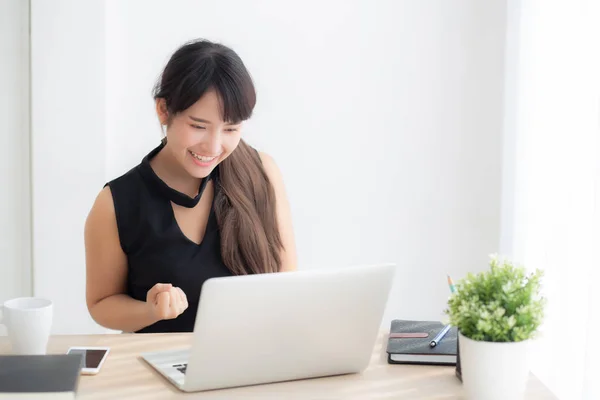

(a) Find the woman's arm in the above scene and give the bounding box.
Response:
[259,152,298,272]
[84,187,186,332]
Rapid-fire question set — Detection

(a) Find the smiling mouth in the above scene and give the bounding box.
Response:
[188,150,219,162]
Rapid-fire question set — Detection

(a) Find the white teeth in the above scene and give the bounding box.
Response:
[189,151,217,162]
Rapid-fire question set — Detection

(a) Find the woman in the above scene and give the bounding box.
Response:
[84,39,297,333]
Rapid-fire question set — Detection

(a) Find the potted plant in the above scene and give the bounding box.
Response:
[445,254,545,400]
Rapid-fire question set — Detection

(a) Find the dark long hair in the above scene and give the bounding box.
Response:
[153,39,283,275]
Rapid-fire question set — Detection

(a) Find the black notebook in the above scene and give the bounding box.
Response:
[0,354,82,399]
[386,319,458,365]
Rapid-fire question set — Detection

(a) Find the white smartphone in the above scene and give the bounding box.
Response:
[66,346,110,375]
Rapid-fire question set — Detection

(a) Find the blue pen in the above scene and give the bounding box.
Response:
[430,324,451,348]
[447,275,457,294]
[429,275,457,348]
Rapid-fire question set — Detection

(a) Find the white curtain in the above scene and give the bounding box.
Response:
[503,1,600,399]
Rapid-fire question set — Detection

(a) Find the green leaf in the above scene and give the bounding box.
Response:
[444,255,545,342]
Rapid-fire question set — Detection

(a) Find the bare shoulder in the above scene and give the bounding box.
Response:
[257,150,297,271]
[87,186,116,222]
[85,186,118,238]
[258,151,284,185]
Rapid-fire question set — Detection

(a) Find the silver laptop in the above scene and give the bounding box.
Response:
[141,263,396,392]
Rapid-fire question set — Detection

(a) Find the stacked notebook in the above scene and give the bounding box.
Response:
[0,354,82,399]
[386,319,458,365]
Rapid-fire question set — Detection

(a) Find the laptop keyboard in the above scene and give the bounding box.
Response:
[173,363,187,374]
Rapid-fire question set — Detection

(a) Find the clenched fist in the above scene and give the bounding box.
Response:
[146,283,188,321]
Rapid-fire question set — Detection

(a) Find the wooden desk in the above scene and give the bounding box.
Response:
[0,332,557,399]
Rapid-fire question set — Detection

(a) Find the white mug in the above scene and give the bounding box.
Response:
[0,297,53,355]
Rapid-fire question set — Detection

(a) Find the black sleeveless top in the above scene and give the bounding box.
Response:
[105,143,233,333]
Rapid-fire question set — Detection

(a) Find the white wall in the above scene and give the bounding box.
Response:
[0,0,32,334]
[31,0,106,334]
[498,0,520,258]
[500,1,600,399]
[33,0,506,334]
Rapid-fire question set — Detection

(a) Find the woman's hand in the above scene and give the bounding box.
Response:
[146,283,188,321]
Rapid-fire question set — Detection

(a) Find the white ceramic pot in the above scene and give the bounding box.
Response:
[459,332,530,400]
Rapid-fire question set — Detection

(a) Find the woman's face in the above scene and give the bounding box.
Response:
[157,89,243,179]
